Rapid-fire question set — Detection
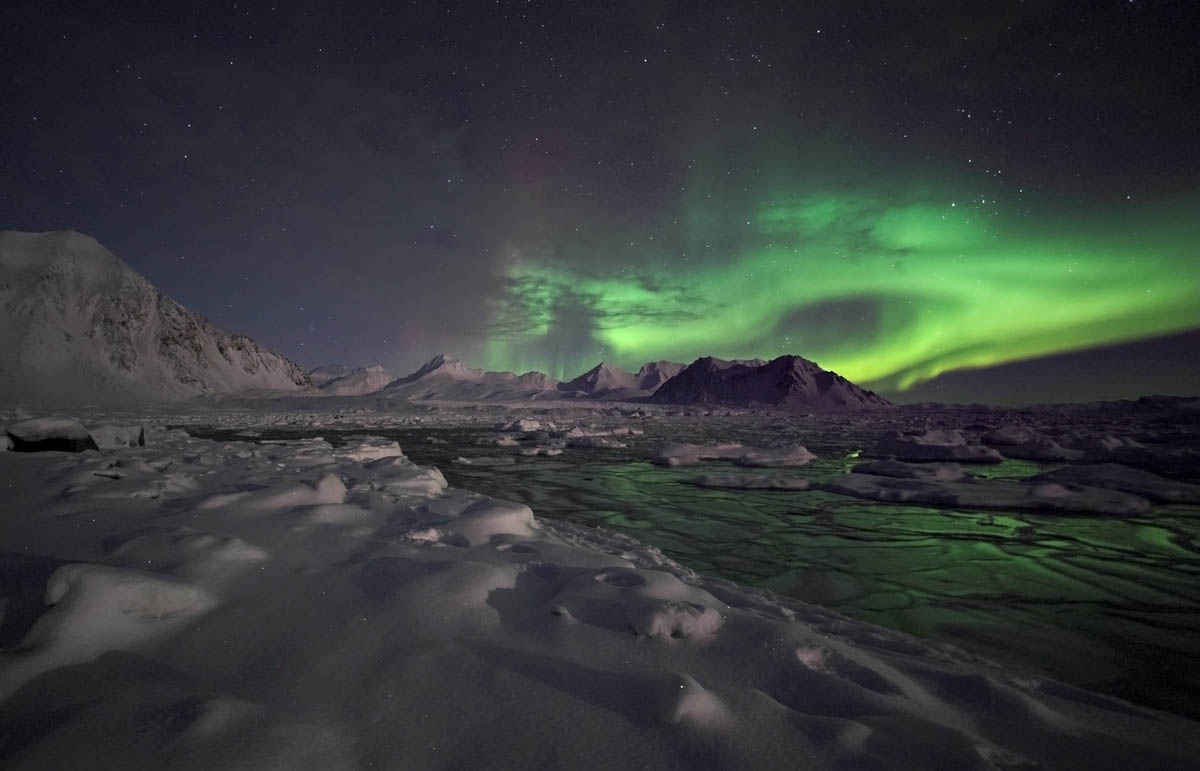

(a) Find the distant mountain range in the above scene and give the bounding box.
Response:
[0,230,888,411]
[372,354,563,401]
[309,365,395,396]
[553,360,688,399]
[305,353,888,411]
[309,364,363,387]
[0,230,312,405]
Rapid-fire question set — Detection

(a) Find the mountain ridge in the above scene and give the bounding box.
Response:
[650,354,891,411]
[0,230,313,405]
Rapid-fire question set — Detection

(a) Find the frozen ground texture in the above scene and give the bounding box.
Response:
[1,408,1199,769]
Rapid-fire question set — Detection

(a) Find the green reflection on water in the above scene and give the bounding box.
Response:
[185,424,1200,720]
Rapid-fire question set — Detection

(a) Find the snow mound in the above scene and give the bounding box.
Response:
[383,496,538,547]
[1,564,216,700]
[197,472,347,512]
[361,459,448,497]
[627,599,725,638]
[548,566,728,641]
[106,526,268,579]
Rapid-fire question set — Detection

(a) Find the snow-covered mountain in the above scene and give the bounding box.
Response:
[554,360,688,399]
[0,230,313,405]
[309,364,358,387]
[380,354,560,401]
[315,365,394,396]
[634,360,685,391]
[650,355,892,410]
[557,362,639,395]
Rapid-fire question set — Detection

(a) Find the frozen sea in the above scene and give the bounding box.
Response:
[182,404,1200,722]
[5,401,1200,769]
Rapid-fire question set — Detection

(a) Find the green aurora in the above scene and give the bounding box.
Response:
[484,193,1200,390]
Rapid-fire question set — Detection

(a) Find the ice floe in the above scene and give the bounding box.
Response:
[686,473,811,490]
[652,442,816,467]
[5,417,98,452]
[872,429,1003,463]
[822,472,1151,516]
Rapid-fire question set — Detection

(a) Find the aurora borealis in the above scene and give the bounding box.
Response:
[3,1,1198,402]
[485,192,1200,391]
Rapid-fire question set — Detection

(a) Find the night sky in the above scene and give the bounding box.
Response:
[2,0,1198,403]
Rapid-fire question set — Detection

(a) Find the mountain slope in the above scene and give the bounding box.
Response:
[0,230,313,405]
[380,354,559,400]
[650,355,891,410]
[316,365,394,396]
[309,364,357,387]
[557,362,639,395]
[634,360,685,391]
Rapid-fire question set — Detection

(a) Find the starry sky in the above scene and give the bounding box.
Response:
[2,0,1198,403]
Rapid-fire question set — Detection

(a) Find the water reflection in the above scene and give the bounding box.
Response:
[187,424,1200,720]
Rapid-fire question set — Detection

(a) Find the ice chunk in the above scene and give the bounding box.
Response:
[497,418,541,432]
[477,434,521,447]
[6,417,98,452]
[517,446,564,456]
[852,459,969,481]
[453,455,517,466]
[998,437,1085,462]
[822,473,1151,516]
[652,442,815,467]
[686,474,810,490]
[1033,463,1200,504]
[872,429,1003,463]
[197,472,347,512]
[733,445,817,467]
[566,436,628,449]
[337,438,405,462]
[88,423,146,449]
[981,424,1039,446]
[384,496,538,547]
